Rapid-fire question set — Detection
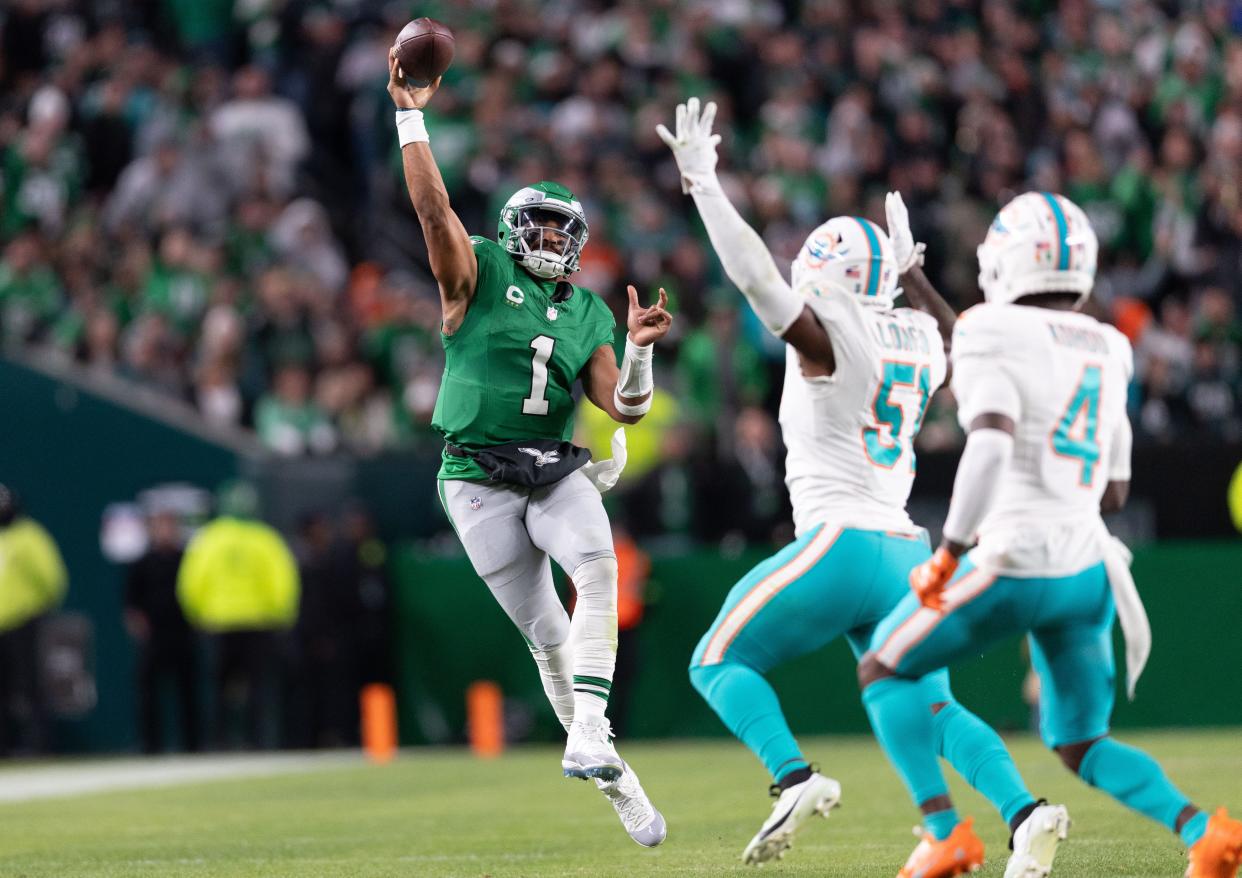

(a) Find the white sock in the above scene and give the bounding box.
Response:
[529,641,574,732]
[567,556,618,723]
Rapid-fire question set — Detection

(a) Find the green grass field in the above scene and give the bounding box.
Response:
[2,729,1238,877]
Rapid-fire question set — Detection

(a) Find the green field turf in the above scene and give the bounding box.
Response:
[2,729,1238,877]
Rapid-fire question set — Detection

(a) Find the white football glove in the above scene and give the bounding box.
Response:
[885,191,926,274]
[581,428,627,493]
[655,96,721,194]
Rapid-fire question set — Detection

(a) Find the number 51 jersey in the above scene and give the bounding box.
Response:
[432,237,616,482]
[779,287,947,538]
[950,302,1133,576]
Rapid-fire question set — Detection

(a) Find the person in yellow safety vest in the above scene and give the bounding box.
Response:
[0,485,67,756]
[177,480,299,750]
[1228,461,1242,534]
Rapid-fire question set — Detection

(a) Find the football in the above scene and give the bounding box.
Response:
[393,18,454,87]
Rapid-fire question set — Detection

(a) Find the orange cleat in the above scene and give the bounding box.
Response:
[1186,808,1242,878]
[898,816,985,878]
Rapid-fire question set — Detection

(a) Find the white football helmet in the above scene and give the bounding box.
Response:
[791,216,899,311]
[977,192,1098,306]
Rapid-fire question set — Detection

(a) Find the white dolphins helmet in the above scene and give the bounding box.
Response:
[977,192,1098,306]
[791,216,899,311]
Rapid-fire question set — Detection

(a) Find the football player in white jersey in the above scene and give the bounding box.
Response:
[660,98,1045,868]
[858,191,1242,878]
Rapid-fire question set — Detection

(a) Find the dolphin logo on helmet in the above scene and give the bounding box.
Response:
[977,192,1098,306]
[791,216,899,311]
[498,180,589,280]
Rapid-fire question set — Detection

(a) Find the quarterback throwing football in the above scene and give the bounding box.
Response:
[388,53,670,846]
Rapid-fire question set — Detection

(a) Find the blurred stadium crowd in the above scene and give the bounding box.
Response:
[2,0,1241,484]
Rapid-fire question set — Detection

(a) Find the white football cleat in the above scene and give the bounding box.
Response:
[742,772,841,865]
[1004,803,1070,878]
[596,760,667,847]
[562,717,623,782]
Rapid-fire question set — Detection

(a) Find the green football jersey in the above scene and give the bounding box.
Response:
[433,237,616,481]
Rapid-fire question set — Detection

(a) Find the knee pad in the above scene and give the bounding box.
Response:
[570,555,618,600]
[688,658,744,704]
[688,661,714,697]
[521,606,570,652]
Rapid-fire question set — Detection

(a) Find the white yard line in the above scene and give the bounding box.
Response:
[0,751,362,804]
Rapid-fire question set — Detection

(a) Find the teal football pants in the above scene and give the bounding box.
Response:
[867,555,1201,844]
[689,526,1034,825]
[871,557,1115,747]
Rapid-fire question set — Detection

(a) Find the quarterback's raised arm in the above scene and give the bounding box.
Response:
[885,191,956,350]
[582,286,673,425]
[388,51,477,334]
[658,98,834,372]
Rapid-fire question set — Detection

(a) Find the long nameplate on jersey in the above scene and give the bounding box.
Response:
[451,439,591,488]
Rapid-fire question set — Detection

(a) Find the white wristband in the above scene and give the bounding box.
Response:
[615,336,654,416]
[396,109,428,147]
[614,388,652,417]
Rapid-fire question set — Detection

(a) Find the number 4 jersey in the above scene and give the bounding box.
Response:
[779,288,946,538]
[433,237,616,482]
[951,302,1133,576]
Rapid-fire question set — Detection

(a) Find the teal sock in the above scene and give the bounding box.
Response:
[924,807,960,842]
[1180,810,1209,847]
[1078,737,1193,837]
[862,678,951,824]
[690,661,806,781]
[934,701,1036,825]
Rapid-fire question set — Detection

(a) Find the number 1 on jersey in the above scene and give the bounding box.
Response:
[1051,364,1102,486]
[522,335,555,416]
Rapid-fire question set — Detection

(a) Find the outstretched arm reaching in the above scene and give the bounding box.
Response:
[658,98,835,373]
[885,191,956,351]
[387,51,477,335]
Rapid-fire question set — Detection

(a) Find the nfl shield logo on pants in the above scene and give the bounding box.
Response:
[469,497,483,511]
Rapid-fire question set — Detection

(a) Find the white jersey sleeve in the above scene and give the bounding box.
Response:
[951,305,1027,425]
[1104,325,1134,482]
